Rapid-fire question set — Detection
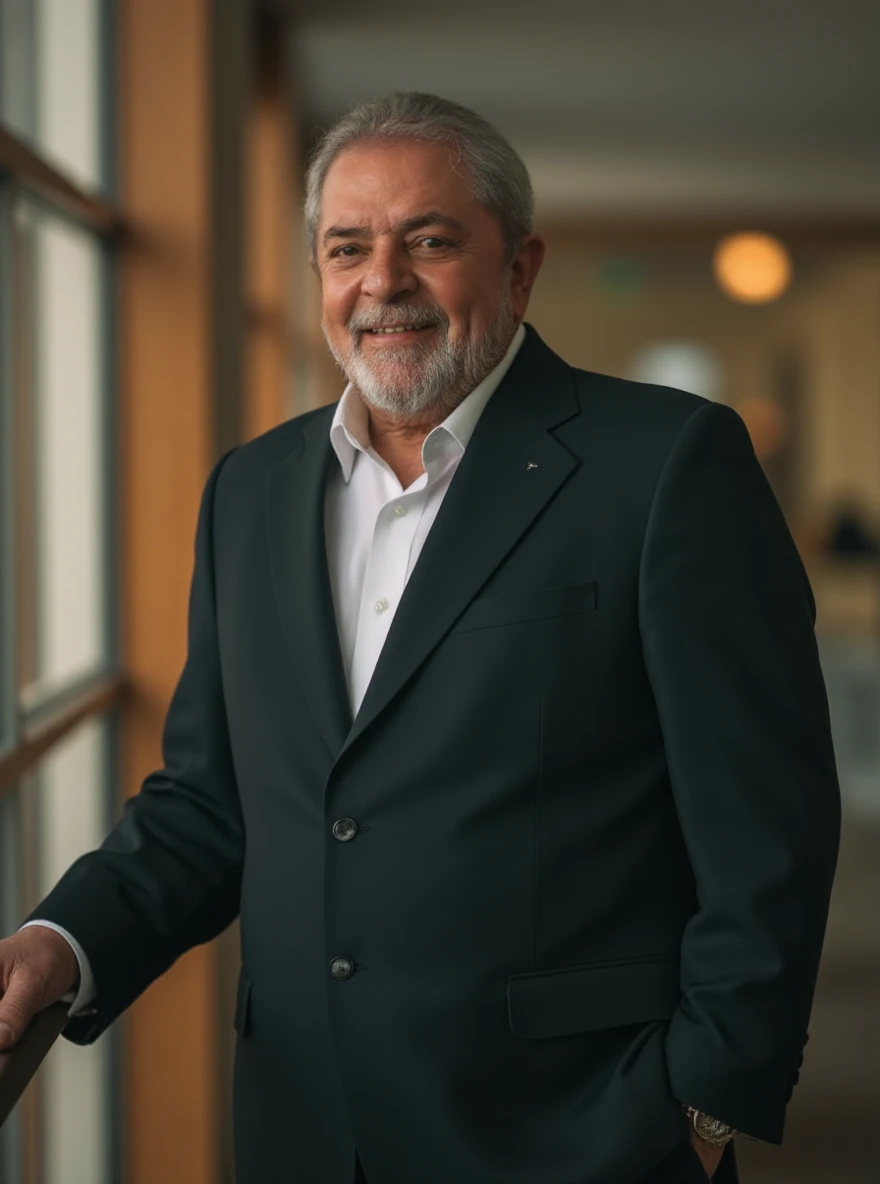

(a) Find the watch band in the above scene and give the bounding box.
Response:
[682,1104,738,1147]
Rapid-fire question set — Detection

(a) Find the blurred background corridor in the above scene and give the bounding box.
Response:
[0,1,878,1180]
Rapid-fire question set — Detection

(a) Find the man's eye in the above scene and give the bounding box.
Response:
[331,245,359,258]
[418,237,447,249]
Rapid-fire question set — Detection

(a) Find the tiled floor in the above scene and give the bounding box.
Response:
[735,816,880,1183]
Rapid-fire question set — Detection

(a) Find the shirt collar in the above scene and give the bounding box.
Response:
[329,322,527,484]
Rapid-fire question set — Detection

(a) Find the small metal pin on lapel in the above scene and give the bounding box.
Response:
[526,461,539,471]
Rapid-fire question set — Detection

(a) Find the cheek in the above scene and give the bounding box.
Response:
[448,270,504,325]
[321,274,357,326]
[428,279,491,335]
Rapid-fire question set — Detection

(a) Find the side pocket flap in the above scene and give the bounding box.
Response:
[507,956,680,1039]
[234,970,253,1038]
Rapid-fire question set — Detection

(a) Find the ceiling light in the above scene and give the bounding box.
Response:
[712,232,793,304]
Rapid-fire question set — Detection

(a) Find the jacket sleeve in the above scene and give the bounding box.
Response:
[638,399,841,1143]
[22,446,245,1046]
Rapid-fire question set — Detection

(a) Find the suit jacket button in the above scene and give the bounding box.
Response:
[329,957,354,980]
[332,818,358,841]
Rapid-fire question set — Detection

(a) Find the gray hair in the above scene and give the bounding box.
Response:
[304,91,534,263]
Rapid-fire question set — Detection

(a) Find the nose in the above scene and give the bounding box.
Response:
[361,240,418,303]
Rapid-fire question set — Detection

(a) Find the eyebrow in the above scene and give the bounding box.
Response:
[321,212,466,247]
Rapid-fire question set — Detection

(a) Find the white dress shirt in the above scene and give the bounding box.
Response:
[326,323,526,717]
[20,323,527,1017]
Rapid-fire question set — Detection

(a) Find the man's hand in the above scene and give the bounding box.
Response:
[0,928,80,1049]
[689,1131,725,1179]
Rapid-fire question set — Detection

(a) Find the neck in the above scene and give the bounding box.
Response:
[364,396,460,453]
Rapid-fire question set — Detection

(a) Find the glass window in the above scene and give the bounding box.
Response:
[14,199,110,712]
[0,0,37,142]
[36,714,114,1184]
[0,789,24,1183]
[0,715,115,1184]
[1,0,117,1178]
[35,0,104,191]
[0,0,105,191]
[0,182,13,751]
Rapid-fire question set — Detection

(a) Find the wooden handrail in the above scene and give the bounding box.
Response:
[0,672,127,797]
[0,124,125,238]
[0,1002,70,1128]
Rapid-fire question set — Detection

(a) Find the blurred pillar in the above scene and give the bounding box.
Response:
[117,0,247,1181]
[805,254,880,520]
[243,7,297,439]
[212,0,247,458]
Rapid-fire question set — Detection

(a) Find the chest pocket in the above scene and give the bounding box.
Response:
[449,579,597,634]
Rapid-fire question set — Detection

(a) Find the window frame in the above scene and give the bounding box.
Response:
[0,2,124,1178]
[0,65,125,791]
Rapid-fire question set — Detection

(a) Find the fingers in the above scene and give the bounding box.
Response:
[0,971,41,1049]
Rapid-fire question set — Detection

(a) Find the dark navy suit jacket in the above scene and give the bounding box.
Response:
[29,325,841,1184]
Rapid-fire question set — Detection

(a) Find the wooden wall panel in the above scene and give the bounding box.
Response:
[118,2,218,1182]
[244,11,295,440]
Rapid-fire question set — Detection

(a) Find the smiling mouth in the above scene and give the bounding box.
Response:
[362,324,436,335]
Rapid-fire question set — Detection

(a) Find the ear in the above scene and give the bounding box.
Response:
[509,234,546,320]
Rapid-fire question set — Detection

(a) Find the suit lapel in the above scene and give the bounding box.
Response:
[340,326,580,757]
[266,410,354,759]
[266,325,581,765]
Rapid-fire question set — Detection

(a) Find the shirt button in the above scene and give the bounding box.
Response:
[332,818,358,841]
[394,503,407,517]
[375,597,389,612]
[329,956,355,980]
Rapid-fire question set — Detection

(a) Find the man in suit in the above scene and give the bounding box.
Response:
[0,92,840,1183]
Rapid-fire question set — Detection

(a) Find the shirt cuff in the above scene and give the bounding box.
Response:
[19,920,98,1017]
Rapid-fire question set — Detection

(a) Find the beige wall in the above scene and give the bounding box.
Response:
[528,228,880,634]
[530,238,774,408]
[793,252,880,518]
[531,233,878,506]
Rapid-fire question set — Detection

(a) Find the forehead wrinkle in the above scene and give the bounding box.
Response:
[395,211,466,235]
[322,223,370,245]
[321,211,467,247]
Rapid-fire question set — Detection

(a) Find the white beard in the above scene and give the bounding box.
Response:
[322,287,517,421]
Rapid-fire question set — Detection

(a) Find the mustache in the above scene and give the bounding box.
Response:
[347,304,449,334]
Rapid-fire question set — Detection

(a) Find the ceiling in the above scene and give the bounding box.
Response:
[286,0,880,220]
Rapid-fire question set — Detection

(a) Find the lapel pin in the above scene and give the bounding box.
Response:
[526,461,538,470]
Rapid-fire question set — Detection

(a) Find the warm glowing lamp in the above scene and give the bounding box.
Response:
[712,232,792,304]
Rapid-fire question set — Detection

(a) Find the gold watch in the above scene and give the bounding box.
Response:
[682,1105,737,1147]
